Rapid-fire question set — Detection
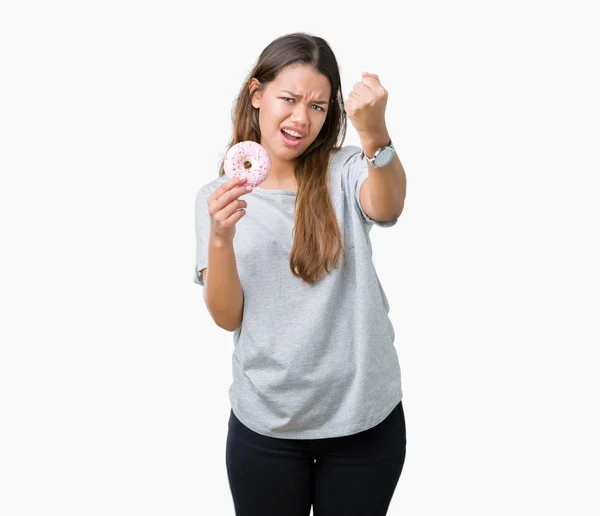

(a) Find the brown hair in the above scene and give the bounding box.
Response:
[217,32,348,285]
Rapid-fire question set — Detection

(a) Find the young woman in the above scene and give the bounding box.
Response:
[193,32,407,516]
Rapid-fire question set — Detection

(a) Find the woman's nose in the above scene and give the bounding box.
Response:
[291,104,309,125]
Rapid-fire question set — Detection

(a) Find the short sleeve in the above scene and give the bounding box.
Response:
[346,147,398,227]
[193,188,210,286]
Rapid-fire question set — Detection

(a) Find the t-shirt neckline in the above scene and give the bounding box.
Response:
[254,186,297,196]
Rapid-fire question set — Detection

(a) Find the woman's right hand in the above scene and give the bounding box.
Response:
[207,176,253,241]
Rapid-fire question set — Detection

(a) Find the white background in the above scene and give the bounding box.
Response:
[1,1,599,515]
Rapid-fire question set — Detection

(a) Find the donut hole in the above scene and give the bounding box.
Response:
[243,161,252,170]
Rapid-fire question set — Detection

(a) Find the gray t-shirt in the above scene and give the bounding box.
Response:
[193,145,403,439]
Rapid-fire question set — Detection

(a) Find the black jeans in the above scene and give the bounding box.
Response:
[226,400,406,516]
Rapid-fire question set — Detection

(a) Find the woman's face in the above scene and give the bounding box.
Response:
[250,64,331,163]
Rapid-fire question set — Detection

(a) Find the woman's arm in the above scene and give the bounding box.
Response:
[203,234,244,332]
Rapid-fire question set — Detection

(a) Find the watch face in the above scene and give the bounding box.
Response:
[374,147,395,167]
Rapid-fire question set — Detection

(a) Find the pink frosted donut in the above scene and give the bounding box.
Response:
[224,141,271,188]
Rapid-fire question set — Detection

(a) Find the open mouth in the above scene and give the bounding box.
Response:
[281,129,303,143]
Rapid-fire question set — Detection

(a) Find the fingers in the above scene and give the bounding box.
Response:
[220,196,248,220]
[208,176,253,216]
[213,175,246,198]
[211,173,247,199]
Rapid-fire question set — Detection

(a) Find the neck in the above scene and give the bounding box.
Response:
[261,142,299,187]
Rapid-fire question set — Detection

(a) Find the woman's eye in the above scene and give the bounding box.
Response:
[281,98,324,112]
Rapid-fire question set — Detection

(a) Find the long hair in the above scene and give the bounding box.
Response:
[218,32,348,285]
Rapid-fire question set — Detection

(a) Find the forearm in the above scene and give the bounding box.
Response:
[360,130,407,219]
[204,235,244,332]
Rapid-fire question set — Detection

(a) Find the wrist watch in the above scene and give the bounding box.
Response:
[360,139,396,168]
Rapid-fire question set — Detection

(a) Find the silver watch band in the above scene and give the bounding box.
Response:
[360,139,393,164]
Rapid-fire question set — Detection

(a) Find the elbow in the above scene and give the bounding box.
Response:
[208,308,240,332]
[206,303,242,332]
[204,284,244,333]
[390,200,405,219]
[218,318,242,332]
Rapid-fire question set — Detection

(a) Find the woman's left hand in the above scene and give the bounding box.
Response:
[344,72,389,135]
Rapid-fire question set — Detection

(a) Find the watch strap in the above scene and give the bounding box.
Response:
[360,139,394,165]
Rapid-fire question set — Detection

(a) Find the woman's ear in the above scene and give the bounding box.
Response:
[249,78,262,109]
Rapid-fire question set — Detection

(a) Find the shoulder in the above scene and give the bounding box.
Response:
[328,145,369,191]
[328,146,363,189]
[329,145,362,170]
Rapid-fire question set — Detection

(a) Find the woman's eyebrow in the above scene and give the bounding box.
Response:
[280,90,328,105]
